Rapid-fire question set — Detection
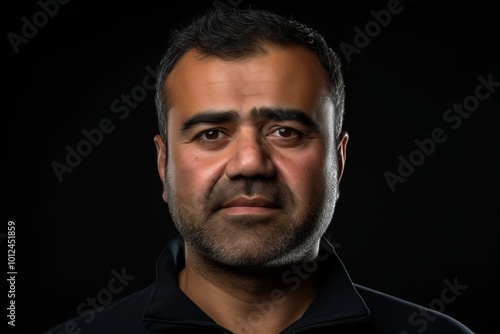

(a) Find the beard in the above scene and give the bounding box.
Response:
[165,160,339,270]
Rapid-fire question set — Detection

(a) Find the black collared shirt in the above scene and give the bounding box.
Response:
[44,234,474,333]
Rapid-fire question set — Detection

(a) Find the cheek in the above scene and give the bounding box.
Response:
[276,149,326,203]
[168,148,225,198]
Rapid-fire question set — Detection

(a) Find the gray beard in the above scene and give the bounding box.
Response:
[165,160,339,269]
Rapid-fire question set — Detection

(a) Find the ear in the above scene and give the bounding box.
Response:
[153,134,168,203]
[337,131,349,181]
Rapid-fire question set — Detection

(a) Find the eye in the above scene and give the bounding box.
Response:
[271,127,299,138]
[200,129,223,140]
[192,128,230,150]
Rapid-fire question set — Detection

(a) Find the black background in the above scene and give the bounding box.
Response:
[2,0,499,333]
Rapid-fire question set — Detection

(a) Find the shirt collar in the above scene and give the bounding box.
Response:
[143,234,369,332]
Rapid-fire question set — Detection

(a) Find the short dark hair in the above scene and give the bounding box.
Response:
[155,8,345,144]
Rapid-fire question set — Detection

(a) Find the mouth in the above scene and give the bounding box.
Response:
[219,196,279,215]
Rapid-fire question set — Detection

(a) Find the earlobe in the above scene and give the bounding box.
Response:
[337,131,349,181]
[153,134,168,202]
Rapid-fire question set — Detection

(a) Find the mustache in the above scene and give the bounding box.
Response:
[205,178,291,212]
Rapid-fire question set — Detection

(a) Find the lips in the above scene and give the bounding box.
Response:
[220,196,279,210]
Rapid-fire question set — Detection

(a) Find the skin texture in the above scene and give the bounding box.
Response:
[154,45,348,333]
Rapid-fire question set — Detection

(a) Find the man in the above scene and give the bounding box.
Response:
[45,8,474,334]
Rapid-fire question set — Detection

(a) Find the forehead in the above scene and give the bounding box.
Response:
[164,45,332,122]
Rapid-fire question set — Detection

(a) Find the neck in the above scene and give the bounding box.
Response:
[179,246,320,334]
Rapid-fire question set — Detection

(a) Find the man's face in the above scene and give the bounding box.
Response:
[154,45,347,268]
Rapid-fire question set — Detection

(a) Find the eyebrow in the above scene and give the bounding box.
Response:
[250,107,317,128]
[181,107,318,131]
[181,110,239,131]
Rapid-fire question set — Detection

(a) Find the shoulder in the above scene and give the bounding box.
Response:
[354,284,475,334]
[43,284,155,334]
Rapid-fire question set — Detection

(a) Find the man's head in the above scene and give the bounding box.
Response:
[153,8,348,269]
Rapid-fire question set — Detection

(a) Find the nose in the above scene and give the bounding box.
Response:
[225,128,276,179]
